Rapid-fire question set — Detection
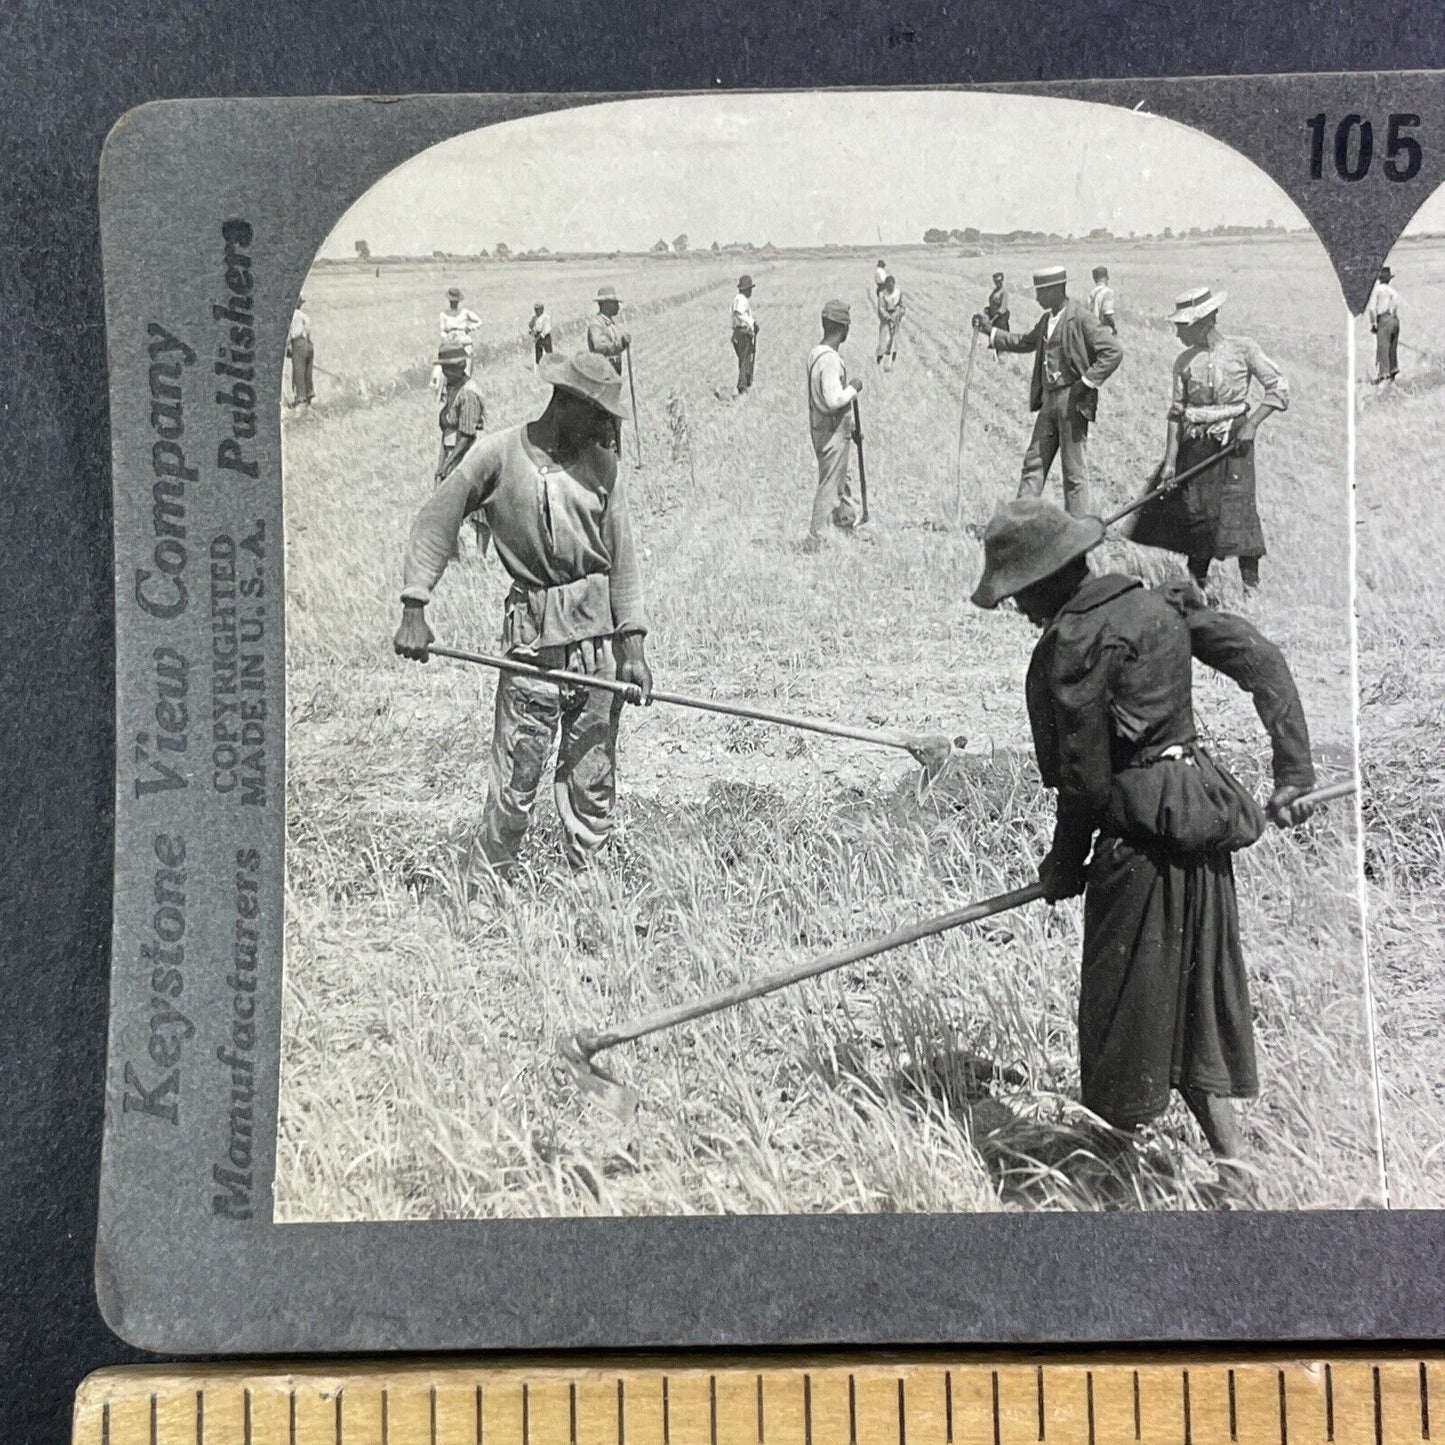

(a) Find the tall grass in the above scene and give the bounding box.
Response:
[278,242,1377,1221]
[1354,236,1445,1204]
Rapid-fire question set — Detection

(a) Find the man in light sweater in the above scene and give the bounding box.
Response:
[393,352,653,879]
[803,298,864,552]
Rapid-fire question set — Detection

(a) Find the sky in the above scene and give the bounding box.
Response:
[317,91,1307,258]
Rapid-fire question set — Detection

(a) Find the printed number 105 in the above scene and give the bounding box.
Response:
[1307,113,1423,181]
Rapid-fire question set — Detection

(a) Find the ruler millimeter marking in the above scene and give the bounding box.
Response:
[74,1355,1443,1445]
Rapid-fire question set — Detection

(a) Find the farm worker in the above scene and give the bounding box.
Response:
[1088,266,1118,333]
[529,302,554,366]
[971,497,1319,1182]
[803,298,864,553]
[286,296,314,407]
[876,274,905,371]
[433,286,483,400]
[587,284,630,453]
[874,258,888,293]
[394,352,652,880]
[1127,286,1289,596]
[1367,265,1401,384]
[587,284,629,375]
[973,265,1123,517]
[440,286,483,356]
[984,271,1010,332]
[435,341,487,484]
[731,275,758,394]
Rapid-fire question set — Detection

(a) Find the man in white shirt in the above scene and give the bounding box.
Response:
[286,296,314,407]
[529,302,553,366]
[1367,265,1401,383]
[1088,266,1117,334]
[874,259,888,293]
[731,275,758,394]
[803,298,864,551]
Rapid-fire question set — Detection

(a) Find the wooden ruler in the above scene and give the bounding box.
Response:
[74,1353,1440,1445]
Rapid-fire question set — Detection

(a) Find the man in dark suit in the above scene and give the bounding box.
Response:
[973,265,1123,516]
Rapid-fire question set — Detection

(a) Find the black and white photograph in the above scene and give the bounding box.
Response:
[272,90,1373,1222]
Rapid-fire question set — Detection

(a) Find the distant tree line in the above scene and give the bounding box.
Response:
[923,219,1287,245]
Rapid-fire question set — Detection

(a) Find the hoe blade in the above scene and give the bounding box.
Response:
[560,1034,640,1124]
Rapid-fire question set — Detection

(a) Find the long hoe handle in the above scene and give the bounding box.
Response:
[852,396,869,524]
[426,643,928,756]
[576,882,1046,1059]
[572,776,1358,1066]
[953,326,980,524]
[625,349,643,468]
[1102,445,1239,529]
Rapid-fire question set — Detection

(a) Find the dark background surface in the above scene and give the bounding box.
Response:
[5,4,1445,1441]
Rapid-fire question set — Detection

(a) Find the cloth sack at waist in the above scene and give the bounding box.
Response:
[1180,401,1249,445]
[1103,746,1267,855]
[501,572,614,656]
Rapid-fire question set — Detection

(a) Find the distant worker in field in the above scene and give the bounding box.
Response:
[971,497,1319,1189]
[1088,266,1118,333]
[874,258,888,293]
[803,298,864,553]
[587,284,631,452]
[984,271,1010,331]
[529,302,553,366]
[1367,264,1401,384]
[1128,286,1289,597]
[393,352,652,881]
[286,295,315,408]
[731,274,758,394]
[433,286,483,401]
[973,265,1123,517]
[875,273,905,371]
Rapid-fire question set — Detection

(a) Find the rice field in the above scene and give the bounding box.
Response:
[275,235,1380,1222]
[1354,233,1445,1208]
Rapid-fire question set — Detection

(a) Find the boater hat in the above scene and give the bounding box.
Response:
[542,352,630,419]
[970,497,1105,609]
[822,298,851,324]
[596,284,619,302]
[1032,266,1067,289]
[1171,285,1226,325]
[447,286,463,301]
[738,274,754,290]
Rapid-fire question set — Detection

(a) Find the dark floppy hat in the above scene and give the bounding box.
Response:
[992,271,1004,281]
[541,352,630,419]
[738,274,754,290]
[1380,265,1394,282]
[437,341,469,365]
[970,498,1105,609]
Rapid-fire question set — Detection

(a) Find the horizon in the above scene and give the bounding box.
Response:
[316,91,1307,261]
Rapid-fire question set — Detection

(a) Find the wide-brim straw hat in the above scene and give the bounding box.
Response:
[542,352,630,419]
[970,497,1105,609]
[1031,266,1067,289]
[1171,285,1226,325]
[596,284,619,302]
[822,298,851,324]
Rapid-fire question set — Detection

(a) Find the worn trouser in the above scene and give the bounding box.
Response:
[809,426,857,539]
[290,337,314,403]
[1017,384,1091,516]
[733,330,756,392]
[534,334,553,365]
[1376,313,1400,379]
[475,638,624,875]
